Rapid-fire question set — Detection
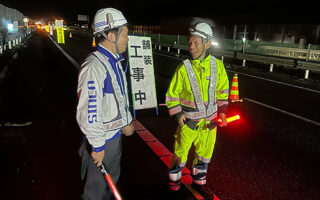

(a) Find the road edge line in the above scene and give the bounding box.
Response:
[47,34,80,70]
[244,97,320,126]
[132,119,220,200]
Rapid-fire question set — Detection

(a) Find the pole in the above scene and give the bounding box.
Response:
[304,70,309,79]
[269,64,274,72]
[233,25,237,40]
[99,163,122,200]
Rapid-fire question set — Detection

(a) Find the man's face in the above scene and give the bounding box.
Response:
[188,34,204,60]
[188,34,211,60]
[117,26,129,53]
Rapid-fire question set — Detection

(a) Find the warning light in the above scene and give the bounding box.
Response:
[217,114,240,124]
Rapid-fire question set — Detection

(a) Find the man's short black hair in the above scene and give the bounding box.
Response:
[95,24,130,44]
[95,27,120,44]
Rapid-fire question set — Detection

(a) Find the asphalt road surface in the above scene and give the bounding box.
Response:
[0,30,319,200]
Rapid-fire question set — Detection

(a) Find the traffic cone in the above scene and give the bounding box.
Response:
[229,74,242,102]
[92,37,96,47]
[69,32,72,38]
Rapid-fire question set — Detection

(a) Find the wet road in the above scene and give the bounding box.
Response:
[0,30,81,199]
[0,30,320,200]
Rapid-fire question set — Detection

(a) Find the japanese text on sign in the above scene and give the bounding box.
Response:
[56,27,65,44]
[128,36,157,110]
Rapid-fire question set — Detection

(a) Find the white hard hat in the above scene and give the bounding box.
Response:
[189,22,213,40]
[93,8,127,35]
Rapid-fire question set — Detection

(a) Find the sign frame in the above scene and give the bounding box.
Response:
[127,35,158,117]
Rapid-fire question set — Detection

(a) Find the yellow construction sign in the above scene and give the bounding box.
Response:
[45,25,50,33]
[56,27,65,44]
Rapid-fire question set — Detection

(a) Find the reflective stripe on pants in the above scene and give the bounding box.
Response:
[171,120,217,167]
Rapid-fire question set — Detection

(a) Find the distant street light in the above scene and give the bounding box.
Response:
[211,41,219,46]
[23,18,29,27]
[7,24,14,32]
[242,37,246,53]
[23,18,29,23]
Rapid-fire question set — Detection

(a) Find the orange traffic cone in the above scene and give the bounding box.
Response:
[69,32,72,38]
[92,37,96,47]
[229,74,243,102]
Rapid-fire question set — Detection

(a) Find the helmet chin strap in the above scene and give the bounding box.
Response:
[100,26,123,55]
[113,26,123,54]
[193,38,207,61]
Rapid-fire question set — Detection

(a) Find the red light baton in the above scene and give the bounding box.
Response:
[217,115,240,123]
[99,163,122,200]
[214,114,240,126]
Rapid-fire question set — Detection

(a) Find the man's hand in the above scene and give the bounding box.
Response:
[219,113,228,127]
[178,113,186,127]
[91,150,105,167]
[121,123,135,136]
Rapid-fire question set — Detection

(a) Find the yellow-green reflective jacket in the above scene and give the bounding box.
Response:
[166,55,229,121]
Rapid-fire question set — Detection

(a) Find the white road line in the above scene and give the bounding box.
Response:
[227,69,320,94]
[47,34,80,69]
[244,98,320,127]
[153,51,184,61]
[72,37,82,41]
[154,52,320,94]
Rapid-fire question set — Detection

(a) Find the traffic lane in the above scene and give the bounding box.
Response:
[228,60,320,92]
[237,72,320,123]
[0,32,39,122]
[8,30,316,199]
[0,29,79,122]
[0,30,82,199]
[59,38,319,199]
[152,52,320,123]
[0,30,196,200]
[208,102,320,200]
[0,121,82,200]
[136,102,320,199]
[63,31,94,64]
[57,35,319,199]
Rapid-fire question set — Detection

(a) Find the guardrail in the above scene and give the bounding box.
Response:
[152,40,320,79]
[68,27,92,37]
[297,61,320,79]
[0,27,33,55]
[256,45,320,61]
[134,32,320,61]
[236,52,295,69]
[62,30,320,79]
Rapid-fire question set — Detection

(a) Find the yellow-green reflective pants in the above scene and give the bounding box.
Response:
[172,121,217,167]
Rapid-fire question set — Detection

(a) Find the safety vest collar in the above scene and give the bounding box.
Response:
[97,45,125,94]
[92,51,130,131]
[183,56,217,120]
[190,55,211,70]
[97,44,124,63]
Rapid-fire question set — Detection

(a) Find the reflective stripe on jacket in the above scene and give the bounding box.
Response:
[166,55,229,121]
[76,46,132,150]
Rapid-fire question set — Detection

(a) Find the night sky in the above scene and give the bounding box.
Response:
[1,0,319,25]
